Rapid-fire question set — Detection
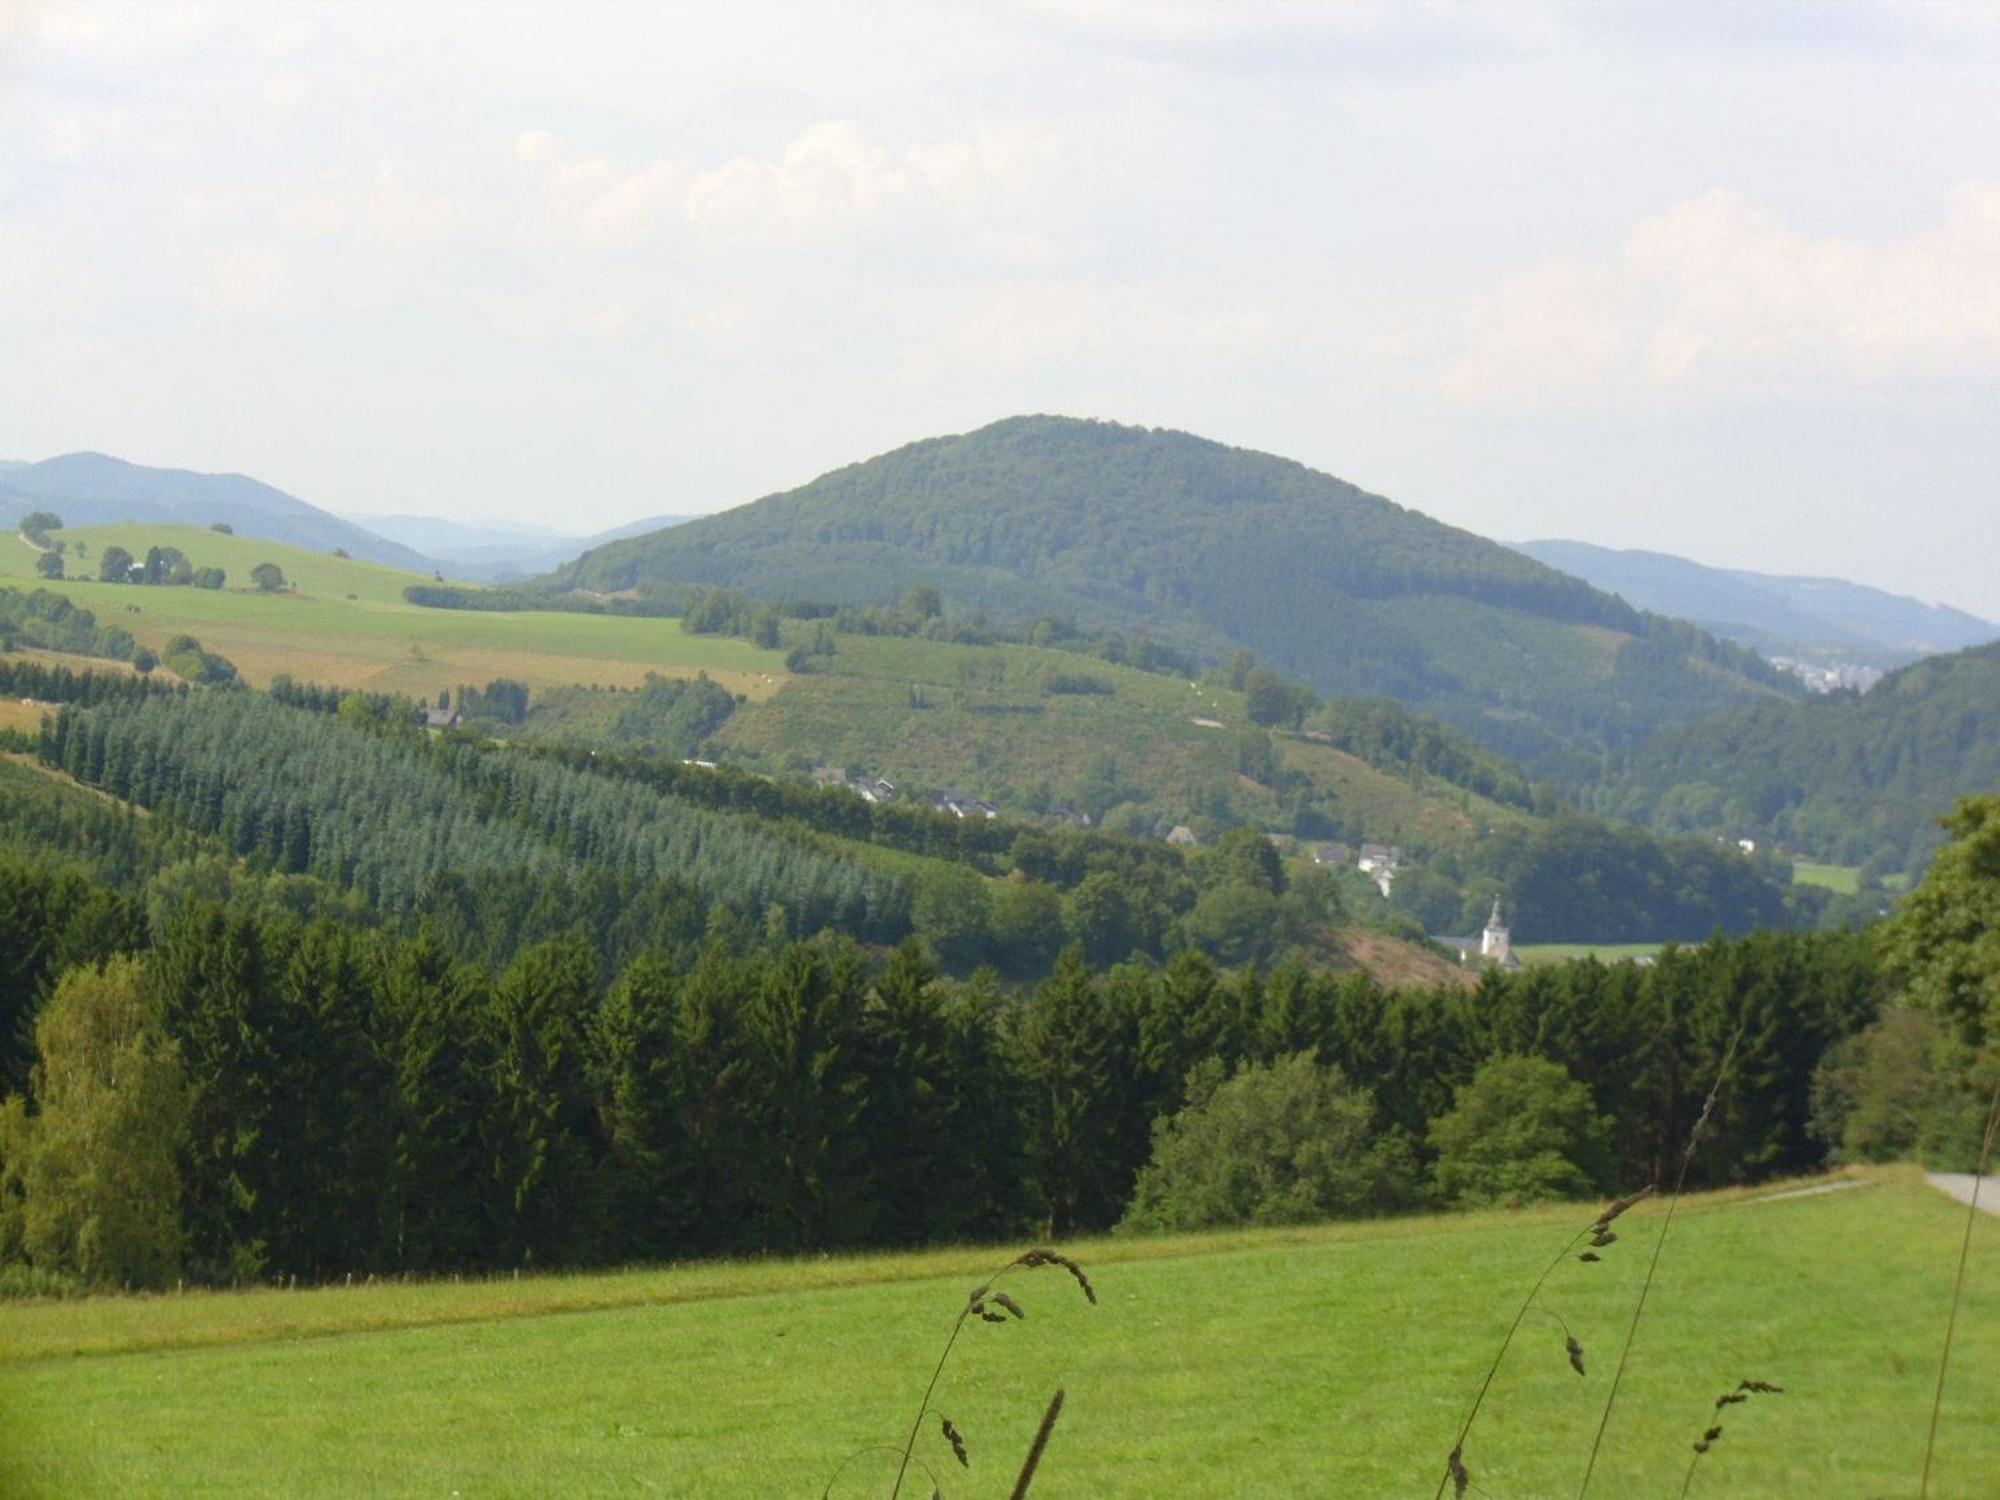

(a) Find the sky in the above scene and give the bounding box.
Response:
[2,0,1997,615]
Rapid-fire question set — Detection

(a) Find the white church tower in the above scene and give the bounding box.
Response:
[1479,897,1511,964]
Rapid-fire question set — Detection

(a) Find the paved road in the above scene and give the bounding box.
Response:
[1926,1173,2000,1215]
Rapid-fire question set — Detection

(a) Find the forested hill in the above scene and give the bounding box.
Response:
[0,452,436,573]
[555,416,1793,769]
[1580,639,2000,874]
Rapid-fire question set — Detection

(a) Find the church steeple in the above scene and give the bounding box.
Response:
[1480,897,1510,962]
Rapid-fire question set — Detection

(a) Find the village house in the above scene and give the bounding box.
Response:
[1356,842,1402,896]
[932,790,999,819]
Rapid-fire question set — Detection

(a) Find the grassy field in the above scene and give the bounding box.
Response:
[1,1167,1992,1497]
[1513,942,1666,967]
[1793,861,1862,895]
[4,525,786,698]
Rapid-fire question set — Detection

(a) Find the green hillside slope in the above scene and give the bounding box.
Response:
[1581,640,2000,874]
[510,628,1537,859]
[3,524,782,696]
[555,416,1795,768]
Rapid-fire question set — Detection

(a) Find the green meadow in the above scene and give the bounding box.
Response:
[1,1167,1991,1498]
[4,525,786,697]
[1514,942,1666,968]
[1792,861,1862,896]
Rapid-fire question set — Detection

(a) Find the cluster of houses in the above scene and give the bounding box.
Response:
[1768,656,1883,695]
[811,765,1001,819]
[1165,827,1411,898]
[811,765,898,804]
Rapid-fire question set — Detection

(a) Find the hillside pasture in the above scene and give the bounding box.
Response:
[1,526,786,698]
[0,1167,1991,1497]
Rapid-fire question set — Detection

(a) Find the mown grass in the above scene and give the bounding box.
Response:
[1792,861,1862,896]
[0,1167,1989,1497]
[2,525,787,697]
[1513,942,1666,967]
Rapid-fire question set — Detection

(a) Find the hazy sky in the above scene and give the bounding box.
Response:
[3,1,1997,614]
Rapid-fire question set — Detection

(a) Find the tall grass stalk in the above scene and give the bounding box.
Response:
[1918,1066,2000,1498]
[1006,1389,1065,1500]
[879,1248,1094,1500]
[1575,1027,1742,1499]
[1433,1184,1652,1499]
[1431,1225,1593,1500]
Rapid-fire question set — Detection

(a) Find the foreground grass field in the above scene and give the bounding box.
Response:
[1,1167,1991,1497]
[4,525,786,697]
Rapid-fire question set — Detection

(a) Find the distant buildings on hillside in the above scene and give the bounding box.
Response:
[1768,657,1883,694]
[1356,843,1402,896]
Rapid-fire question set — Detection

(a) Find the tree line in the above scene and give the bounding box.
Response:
[0,839,1884,1290]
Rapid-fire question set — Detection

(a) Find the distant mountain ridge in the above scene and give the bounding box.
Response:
[355,511,695,583]
[0,452,437,574]
[555,415,1796,770]
[1513,539,1999,667]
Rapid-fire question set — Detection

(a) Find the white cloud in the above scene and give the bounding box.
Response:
[295,163,461,253]
[261,71,311,116]
[1020,0,1386,46]
[912,279,1280,378]
[516,118,1061,256]
[12,1,213,66]
[194,240,299,318]
[1439,186,2000,404]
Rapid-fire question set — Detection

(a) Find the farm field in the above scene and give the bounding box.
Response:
[3,525,786,698]
[0,1167,1991,1498]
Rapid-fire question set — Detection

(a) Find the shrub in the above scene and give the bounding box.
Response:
[1186,880,1279,966]
[1428,1055,1614,1207]
[1810,1006,1998,1170]
[1120,1052,1419,1232]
